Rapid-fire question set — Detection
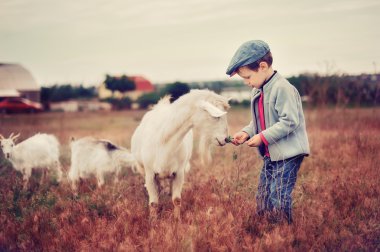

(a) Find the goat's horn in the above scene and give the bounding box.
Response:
[0,134,4,140]
[9,133,14,138]
[12,133,20,140]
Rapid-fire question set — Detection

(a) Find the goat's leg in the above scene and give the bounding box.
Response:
[41,169,48,184]
[145,172,159,220]
[68,167,79,192]
[55,161,63,183]
[154,173,162,195]
[22,168,31,190]
[70,177,78,192]
[171,168,185,220]
[97,172,105,188]
[71,179,78,195]
[113,166,120,184]
[113,176,119,184]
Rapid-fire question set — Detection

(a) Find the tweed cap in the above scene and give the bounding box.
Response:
[226,40,270,76]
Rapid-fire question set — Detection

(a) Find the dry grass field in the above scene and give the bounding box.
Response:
[0,107,379,251]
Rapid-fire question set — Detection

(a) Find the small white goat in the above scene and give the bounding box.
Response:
[0,133,63,188]
[131,89,230,219]
[68,137,136,190]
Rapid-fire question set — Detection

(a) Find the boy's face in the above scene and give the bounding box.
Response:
[237,64,268,89]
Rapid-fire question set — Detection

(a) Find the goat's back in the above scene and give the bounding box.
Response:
[131,96,194,175]
[13,133,60,168]
[70,137,124,176]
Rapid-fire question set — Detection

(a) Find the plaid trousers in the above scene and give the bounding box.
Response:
[256,155,304,223]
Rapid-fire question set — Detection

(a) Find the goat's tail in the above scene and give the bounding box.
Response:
[121,152,139,174]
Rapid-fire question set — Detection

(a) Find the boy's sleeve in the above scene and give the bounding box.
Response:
[260,84,301,144]
[241,120,255,138]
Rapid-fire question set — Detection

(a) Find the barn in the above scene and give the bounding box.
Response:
[0,63,40,102]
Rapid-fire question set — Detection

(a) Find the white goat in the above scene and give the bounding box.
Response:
[131,89,230,218]
[0,133,62,188]
[68,137,136,190]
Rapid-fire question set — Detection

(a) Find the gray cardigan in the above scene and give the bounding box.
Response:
[242,72,310,161]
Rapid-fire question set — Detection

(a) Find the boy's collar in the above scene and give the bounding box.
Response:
[260,70,277,90]
[251,71,279,98]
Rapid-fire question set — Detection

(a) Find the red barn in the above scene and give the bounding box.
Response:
[130,76,155,92]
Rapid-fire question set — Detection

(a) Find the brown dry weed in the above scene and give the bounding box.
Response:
[0,108,379,251]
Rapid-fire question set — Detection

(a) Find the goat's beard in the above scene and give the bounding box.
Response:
[198,133,213,166]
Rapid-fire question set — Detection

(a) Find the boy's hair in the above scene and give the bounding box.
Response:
[245,51,273,71]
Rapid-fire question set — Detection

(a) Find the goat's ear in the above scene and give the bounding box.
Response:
[0,134,3,140]
[198,101,226,118]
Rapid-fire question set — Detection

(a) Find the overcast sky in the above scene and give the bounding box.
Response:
[1,0,379,86]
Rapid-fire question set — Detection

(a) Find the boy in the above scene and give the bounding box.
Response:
[226,40,310,224]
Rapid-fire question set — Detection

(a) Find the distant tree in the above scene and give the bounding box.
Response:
[40,84,96,103]
[137,93,160,109]
[208,81,224,93]
[105,75,116,95]
[117,75,135,93]
[76,85,96,98]
[287,76,303,95]
[161,82,190,102]
[103,97,132,110]
[287,73,380,107]
[51,85,74,102]
[40,87,51,103]
[104,74,135,96]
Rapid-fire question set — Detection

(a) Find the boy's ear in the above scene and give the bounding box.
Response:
[259,61,268,70]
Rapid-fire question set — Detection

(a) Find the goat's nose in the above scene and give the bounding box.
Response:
[225,136,233,143]
[6,154,10,158]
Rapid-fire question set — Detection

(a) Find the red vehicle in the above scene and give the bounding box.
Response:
[0,97,43,114]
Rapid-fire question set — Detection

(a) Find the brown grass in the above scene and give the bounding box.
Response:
[0,108,379,251]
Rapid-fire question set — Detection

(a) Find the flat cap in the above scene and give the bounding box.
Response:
[226,40,270,76]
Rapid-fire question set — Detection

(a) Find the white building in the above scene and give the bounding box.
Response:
[0,63,40,102]
[220,86,251,102]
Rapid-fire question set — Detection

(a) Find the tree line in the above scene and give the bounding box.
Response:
[41,85,96,103]
[40,73,380,109]
[288,73,380,107]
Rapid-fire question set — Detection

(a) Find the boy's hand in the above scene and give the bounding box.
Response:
[246,134,262,147]
[232,132,249,145]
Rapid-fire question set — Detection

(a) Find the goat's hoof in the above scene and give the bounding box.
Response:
[149,203,159,222]
[22,182,28,190]
[173,198,181,221]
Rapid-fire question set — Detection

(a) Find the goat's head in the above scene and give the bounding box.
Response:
[0,133,20,159]
[193,98,230,147]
